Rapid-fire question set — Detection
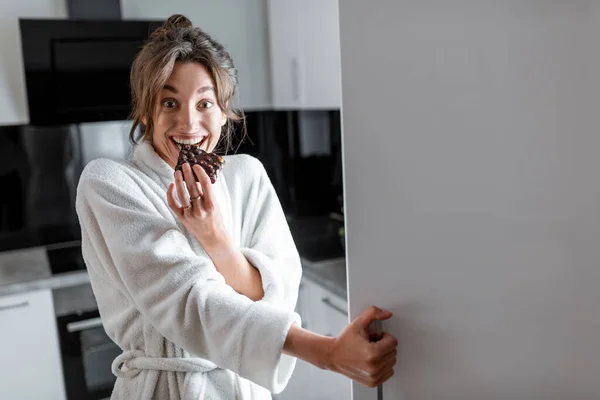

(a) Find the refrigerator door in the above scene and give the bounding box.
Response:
[340,1,600,399]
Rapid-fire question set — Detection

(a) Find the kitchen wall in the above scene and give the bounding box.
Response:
[0,0,66,125]
[0,0,271,126]
[121,0,272,111]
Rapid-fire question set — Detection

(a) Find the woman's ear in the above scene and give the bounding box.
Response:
[221,102,228,127]
[140,115,151,142]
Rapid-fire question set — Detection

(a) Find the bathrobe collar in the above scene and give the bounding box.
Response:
[132,140,176,186]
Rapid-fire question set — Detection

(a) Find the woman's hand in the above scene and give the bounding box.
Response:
[284,306,398,388]
[326,306,397,387]
[167,162,265,300]
[167,162,229,250]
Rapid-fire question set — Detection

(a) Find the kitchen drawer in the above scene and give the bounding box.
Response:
[298,279,326,335]
[320,289,349,337]
[0,289,66,399]
[301,277,348,336]
[289,277,351,400]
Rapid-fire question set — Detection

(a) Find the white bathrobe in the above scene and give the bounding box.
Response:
[75,141,303,399]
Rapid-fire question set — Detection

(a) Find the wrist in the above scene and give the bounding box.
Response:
[284,323,335,370]
[202,232,235,261]
[203,235,265,301]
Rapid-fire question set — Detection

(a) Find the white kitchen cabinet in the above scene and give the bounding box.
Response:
[121,0,272,110]
[0,0,66,125]
[275,280,312,400]
[267,0,342,109]
[297,278,328,334]
[277,276,351,400]
[302,278,351,400]
[301,278,348,337]
[0,289,66,400]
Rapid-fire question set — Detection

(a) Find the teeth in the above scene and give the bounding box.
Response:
[172,137,205,145]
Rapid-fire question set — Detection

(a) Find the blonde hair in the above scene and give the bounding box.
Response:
[129,14,244,153]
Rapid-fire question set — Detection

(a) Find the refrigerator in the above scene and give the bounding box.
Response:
[339,1,600,399]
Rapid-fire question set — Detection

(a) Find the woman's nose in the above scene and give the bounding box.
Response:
[177,105,200,132]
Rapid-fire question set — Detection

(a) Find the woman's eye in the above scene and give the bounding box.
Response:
[199,101,214,109]
[163,100,177,109]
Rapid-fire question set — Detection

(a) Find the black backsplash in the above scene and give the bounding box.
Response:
[225,110,343,217]
[0,124,83,252]
[0,110,342,253]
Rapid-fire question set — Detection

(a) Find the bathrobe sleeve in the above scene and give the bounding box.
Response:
[76,159,300,394]
[237,156,302,312]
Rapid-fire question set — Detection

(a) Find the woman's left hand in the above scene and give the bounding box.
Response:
[167,162,229,250]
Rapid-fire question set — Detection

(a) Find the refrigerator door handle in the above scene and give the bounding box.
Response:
[369,320,384,400]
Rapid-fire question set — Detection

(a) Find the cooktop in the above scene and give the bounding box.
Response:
[0,224,85,275]
[288,215,345,263]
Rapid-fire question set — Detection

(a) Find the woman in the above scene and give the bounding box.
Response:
[76,14,398,399]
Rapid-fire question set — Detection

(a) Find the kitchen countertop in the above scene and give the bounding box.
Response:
[0,246,348,303]
[0,247,90,297]
[287,215,348,299]
[0,247,51,286]
[301,256,347,299]
[0,269,90,297]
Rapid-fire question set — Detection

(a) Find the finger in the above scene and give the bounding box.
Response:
[374,350,397,376]
[374,368,395,387]
[182,163,201,199]
[174,170,190,209]
[353,360,395,389]
[192,165,214,208]
[166,183,182,217]
[372,332,399,354]
[345,364,391,389]
[195,181,204,198]
[367,344,397,367]
[353,306,393,331]
[337,366,372,387]
[189,182,204,209]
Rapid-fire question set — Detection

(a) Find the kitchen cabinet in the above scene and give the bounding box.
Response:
[267,0,342,110]
[301,278,348,337]
[277,275,351,400]
[0,0,66,125]
[0,289,66,400]
[121,0,272,110]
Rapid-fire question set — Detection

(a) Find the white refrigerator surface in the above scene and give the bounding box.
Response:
[339,1,600,399]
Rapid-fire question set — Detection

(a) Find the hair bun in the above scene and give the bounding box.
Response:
[150,14,192,40]
[166,14,192,29]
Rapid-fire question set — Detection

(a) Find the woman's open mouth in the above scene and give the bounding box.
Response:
[171,136,207,150]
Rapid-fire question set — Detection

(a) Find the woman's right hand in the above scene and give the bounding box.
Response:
[167,162,229,250]
[325,306,398,387]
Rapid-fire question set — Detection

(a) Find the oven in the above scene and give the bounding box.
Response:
[56,308,121,400]
[49,242,120,400]
[0,121,126,400]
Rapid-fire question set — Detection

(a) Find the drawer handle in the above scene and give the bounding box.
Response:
[291,57,301,101]
[67,317,103,333]
[321,297,348,317]
[0,301,29,313]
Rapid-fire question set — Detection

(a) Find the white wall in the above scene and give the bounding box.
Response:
[121,0,272,110]
[0,0,270,126]
[78,121,134,164]
[340,1,600,399]
[0,0,66,125]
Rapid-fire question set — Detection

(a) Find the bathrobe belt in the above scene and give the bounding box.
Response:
[112,349,219,378]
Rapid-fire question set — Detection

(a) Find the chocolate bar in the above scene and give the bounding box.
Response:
[175,144,225,184]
